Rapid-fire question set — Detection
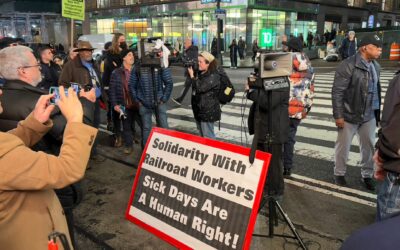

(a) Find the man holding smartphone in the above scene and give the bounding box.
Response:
[0,45,96,248]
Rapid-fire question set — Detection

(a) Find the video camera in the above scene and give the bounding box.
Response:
[137,37,163,67]
[248,52,292,91]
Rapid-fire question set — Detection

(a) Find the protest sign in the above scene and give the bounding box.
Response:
[126,128,271,249]
[62,0,85,21]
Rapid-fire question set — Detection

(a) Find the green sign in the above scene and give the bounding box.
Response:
[62,0,85,21]
[259,28,274,48]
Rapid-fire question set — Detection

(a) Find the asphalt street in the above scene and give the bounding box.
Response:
[73,59,399,249]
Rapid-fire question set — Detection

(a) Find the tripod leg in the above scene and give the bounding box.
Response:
[274,200,308,250]
[268,199,275,237]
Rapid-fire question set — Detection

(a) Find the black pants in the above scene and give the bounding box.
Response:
[257,142,284,197]
[175,76,191,103]
[117,108,142,147]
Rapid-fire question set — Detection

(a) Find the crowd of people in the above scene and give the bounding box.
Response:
[0,30,399,249]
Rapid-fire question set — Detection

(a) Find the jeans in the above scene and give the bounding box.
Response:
[196,120,216,139]
[139,103,169,148]
[334,119,376,178]
[377,172,400,221]
[283,118,301,170]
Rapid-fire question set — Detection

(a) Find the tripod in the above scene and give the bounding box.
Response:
[248,85,307,250]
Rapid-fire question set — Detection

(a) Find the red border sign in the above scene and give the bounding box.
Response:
[125,128,271,249]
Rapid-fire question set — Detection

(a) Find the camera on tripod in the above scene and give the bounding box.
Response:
[248,52,292,91]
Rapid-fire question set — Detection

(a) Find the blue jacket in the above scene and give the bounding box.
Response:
[109,67,128,108]
[129,65,173,108]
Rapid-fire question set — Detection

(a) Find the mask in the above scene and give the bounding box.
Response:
[120,42,128,50]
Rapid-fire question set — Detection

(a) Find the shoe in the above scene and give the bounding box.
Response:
[334,175,347,186]
[90,154,106,163]
[283,168,291,177]
[123,146,133,154]
[114,135,122,148]
[362,177,375,191]
[172,98,182,106]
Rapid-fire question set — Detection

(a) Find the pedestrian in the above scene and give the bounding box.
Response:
[238,36,246,60]
[172,38,198,105]
[283,37,315,176]
[188,51,221,139]
[174,37,182,56]
[324,30,330,44]
[59,40,105,162]
[102,33,126,146]
[373,70,400,221]
[211,37,217,57]
[109,49,142,154]
[0,48,97,249]
[229,39,238,68]
[306,31,314,50]
[340,31,357,60]
[37,45,61,89]
[129,39,174,148]
[331,34,383,190]
[252,39,259,62]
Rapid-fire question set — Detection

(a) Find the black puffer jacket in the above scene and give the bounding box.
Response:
[102,51,122,88]
[191,70,221,122]
[332,52,381,124]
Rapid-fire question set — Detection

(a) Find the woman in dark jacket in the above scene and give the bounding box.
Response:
[188,51,221,139]
[102,33,127,146]
[229,39,238,68]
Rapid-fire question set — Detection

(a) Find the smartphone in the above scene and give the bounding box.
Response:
[49,83,80,104]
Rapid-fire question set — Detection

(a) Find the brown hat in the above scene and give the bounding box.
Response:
[73,41,95,52]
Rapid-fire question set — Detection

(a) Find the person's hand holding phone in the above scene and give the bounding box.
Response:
[33,94,55,124]
[57,86,83,123]
[79,88,96,103]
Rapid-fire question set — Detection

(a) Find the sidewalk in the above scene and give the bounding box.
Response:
[73,132,374,249]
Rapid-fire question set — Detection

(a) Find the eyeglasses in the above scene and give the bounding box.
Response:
[19,64,41,70]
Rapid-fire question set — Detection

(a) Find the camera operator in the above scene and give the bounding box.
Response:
[246,60,289,200]
[188,51,221,139]
[172,38,198,105]
[0,45,96,248]
[129,40,174,148]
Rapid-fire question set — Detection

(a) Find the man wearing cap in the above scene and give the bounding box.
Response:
[59,40,105,162]
[37,45,61,89]
[332,34,382,190]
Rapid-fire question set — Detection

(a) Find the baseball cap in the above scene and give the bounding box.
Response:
[359,34,383,48]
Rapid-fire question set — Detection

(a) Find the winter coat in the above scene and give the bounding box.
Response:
[102,51,122,89]
[229,44,238,57]
[288,52,315,119]
[38,61,61,89]
[0,113,97,250]
[332,52,381,124]
[59,56,102,90]
[109,66,138,109]
[183,45,199,63]
[129,64,173,109]
[340,38,357,59]
[191,70,221,122]
[247,87,290,144]
[376,73,400,173]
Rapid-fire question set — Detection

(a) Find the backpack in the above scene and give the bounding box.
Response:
[217,67,235,104]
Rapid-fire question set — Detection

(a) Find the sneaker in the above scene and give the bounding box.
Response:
[123,146,133,154]
[362,177,375,191]
[283,168,291,177]
[334,175,347,186]
[172,98,182,106]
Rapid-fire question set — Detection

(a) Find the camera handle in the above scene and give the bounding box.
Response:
[151,67,162,126]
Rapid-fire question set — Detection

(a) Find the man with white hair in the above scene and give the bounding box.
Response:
[0,45,96,248]
[340,31,357,60]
